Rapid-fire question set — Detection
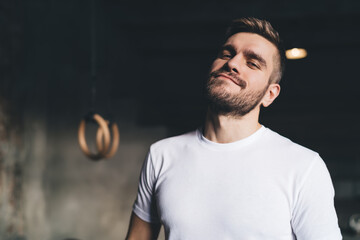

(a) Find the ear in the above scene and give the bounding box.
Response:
[261,83,280,107]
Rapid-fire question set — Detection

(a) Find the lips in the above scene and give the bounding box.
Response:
[216,73,240,86]
[210,70,247,89]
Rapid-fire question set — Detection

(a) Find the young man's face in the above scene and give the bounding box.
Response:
[206,32,278,117]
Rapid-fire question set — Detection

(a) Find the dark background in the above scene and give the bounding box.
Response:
[1,0,360,239]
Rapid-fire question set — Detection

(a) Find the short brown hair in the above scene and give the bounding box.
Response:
[225,17,285,84]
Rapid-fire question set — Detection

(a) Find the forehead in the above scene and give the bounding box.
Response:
[224,32,277,65]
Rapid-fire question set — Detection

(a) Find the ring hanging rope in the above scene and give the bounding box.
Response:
[96,121,120,159]
[78,0,119,161]
[78,113,112,160]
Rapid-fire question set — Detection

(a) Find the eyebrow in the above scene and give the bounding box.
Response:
[220,44,237,56]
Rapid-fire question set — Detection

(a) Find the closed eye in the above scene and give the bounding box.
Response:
[218,45,236,60]
[247,61,260,69]
[243,49,267,69]
[218,51,232,59]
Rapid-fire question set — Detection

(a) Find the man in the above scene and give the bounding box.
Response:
[126,17,342,240]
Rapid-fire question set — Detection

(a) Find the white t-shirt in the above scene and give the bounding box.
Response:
[133,126,342,240]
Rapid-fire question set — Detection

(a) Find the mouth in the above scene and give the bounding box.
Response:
[209,70,247,89]
[216,73,241,86]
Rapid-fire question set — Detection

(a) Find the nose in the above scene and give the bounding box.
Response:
[225,56,240,74]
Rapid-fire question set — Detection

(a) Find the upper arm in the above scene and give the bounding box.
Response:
[125,212,161,240]
[291,156,342,240]
[133,150,161,222]
[127,149,161,239]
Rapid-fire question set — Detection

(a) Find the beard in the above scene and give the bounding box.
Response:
[205,70,269,117]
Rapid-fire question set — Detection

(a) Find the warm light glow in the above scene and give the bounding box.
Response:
[285,48,307,60]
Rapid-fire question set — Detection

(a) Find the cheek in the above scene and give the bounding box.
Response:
[210,59,224,72]
[246,71,269,88]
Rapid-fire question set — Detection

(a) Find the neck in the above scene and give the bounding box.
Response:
[203,107,262,143]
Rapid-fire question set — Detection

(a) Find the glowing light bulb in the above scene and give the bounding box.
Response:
[285,48,307,60]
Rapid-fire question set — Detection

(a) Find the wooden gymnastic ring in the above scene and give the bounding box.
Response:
[96,121,119,158]
[78,113,111,160]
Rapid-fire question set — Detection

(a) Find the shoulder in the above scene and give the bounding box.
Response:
[149,129,199,155]
[146,130,199,172]
[264,127,318,156]
[262,127,332,190]
[261,127,322,169]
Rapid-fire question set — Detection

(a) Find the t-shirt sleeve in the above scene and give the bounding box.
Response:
[291,154,342,240]
[132,150,160,223]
